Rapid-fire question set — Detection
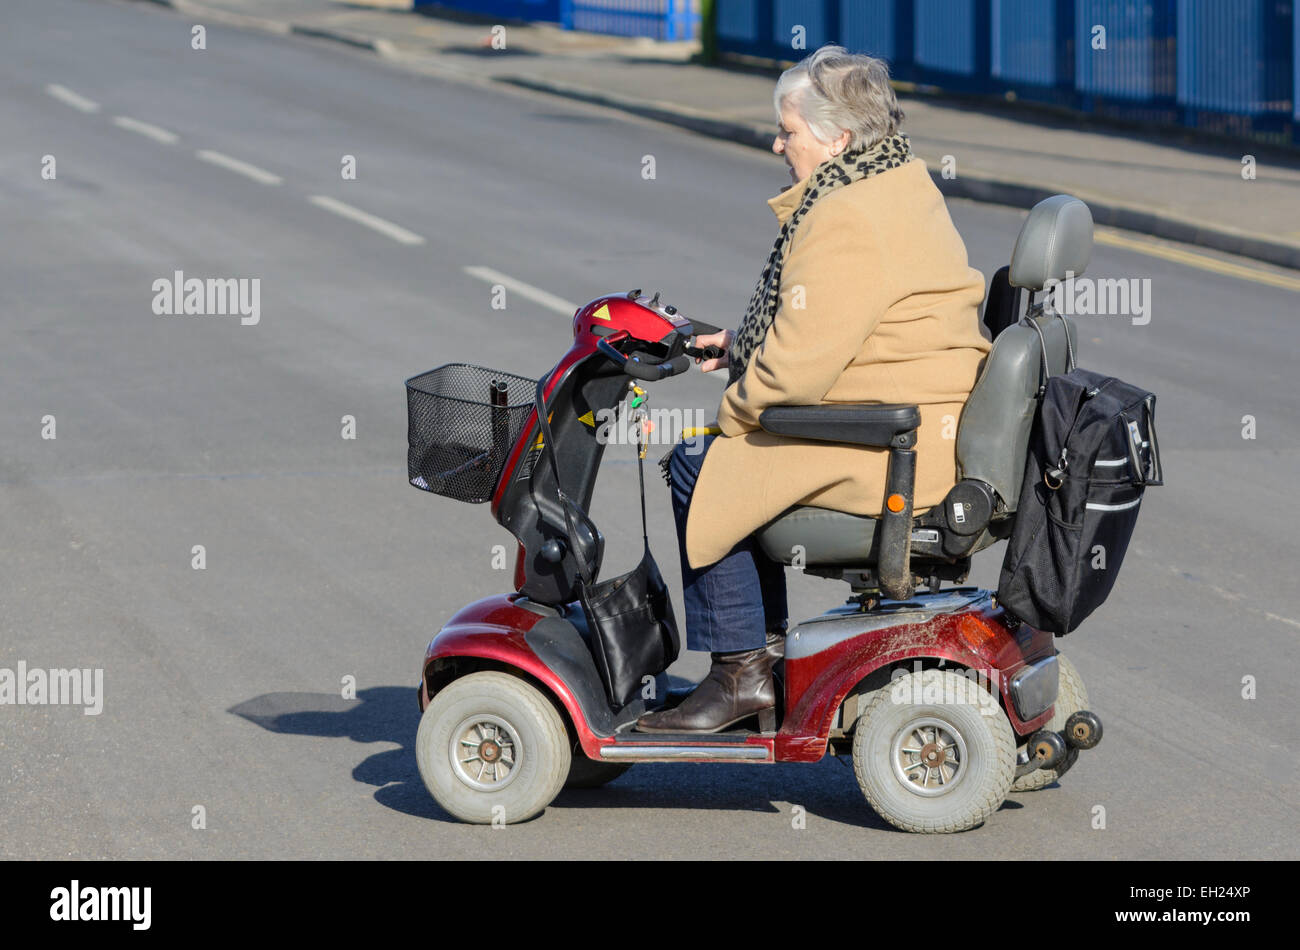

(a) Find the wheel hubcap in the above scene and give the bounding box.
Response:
[450,714,521,791]
[892,717,969,797]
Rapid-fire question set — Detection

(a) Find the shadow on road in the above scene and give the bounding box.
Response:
[229,686,448,822]
[228,686,1027,831]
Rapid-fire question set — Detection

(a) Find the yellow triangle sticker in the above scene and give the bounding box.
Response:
[592,304,611,321]
[578,411,595,427]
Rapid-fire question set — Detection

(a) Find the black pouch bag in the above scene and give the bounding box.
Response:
[997,317,1164,635]
[535,379,680,709]
[580,537,680,708]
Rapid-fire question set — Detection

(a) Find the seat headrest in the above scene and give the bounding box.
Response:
[1008,195,1094,291]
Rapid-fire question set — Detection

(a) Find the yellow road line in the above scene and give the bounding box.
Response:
[1093,228,1300,293]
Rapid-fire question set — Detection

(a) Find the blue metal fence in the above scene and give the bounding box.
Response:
[991,0,1071,90]
[415,0,700,40]
[839,0,906,65]
[1177,0,1293,133]
[571,0,699,39]
[416,0,562,22]
[774,0,830,51]
[714,0,1298,141]
[1075,0,1175,101]
[914,0,986,80]
[716,0,760,45]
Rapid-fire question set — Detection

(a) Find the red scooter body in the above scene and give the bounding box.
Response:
[417,588,1057,763]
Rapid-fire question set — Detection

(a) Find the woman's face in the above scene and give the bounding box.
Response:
[772,99,848,183]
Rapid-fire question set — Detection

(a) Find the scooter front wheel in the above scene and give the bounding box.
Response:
[416,671,571,824]
[852,669,1016,834]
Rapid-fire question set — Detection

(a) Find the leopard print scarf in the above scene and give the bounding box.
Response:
[728,133,912,385]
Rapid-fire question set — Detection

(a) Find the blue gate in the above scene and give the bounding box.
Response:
[413,0,700,38]
[712,0,1299,142]
[415,0,563,22]
[567,0,700,40]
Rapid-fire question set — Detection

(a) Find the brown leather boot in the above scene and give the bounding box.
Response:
[765,627,785,665]
[662,629,785,710]
[765,628,786,695]
[635,643,776,733]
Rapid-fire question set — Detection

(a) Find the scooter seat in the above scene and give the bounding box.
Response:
[757,505,885,566]
[756,504,1000,568]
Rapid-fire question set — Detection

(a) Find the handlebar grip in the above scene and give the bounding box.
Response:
[685,344,725,360]
[660,354,691,378]
[624,353,690,381]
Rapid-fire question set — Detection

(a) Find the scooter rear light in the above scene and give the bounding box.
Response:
[957,615,1000,653]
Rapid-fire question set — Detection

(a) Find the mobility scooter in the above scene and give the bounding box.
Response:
[406,195,1105,833]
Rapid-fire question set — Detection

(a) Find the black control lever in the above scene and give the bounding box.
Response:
[684,344,725,361]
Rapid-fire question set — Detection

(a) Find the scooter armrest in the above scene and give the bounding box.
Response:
[758,404,920,449]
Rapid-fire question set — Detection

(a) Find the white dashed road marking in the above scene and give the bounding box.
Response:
[45,84,100,113]
[112,116,179,145]
[308,195,425,245]
[462,266,579,317]
[196,149,283,185]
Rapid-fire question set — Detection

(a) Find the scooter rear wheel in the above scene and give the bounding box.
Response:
[852,669,1016,834]
[416,671,571,824]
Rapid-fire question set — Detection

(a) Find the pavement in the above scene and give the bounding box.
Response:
[116,0,1300,270]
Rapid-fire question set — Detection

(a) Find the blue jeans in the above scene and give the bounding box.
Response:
[667,434,788,654]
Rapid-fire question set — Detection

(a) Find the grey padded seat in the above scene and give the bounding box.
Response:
[756,195,1093,568]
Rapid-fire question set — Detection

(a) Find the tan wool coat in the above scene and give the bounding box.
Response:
[684,158,991,569]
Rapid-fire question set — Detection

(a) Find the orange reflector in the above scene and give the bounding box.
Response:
[958,616,1007,657]
[886,494,906,513]
[960,621,998,651]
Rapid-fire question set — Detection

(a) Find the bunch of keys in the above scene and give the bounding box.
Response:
[628,383,653,459]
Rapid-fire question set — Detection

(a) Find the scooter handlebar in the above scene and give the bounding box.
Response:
[597,338,690,381]
[624,353,690,381]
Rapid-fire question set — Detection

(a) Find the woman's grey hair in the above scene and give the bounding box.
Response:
[773,45,905,151]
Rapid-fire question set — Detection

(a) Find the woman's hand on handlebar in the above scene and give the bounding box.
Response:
[693,330,733,373]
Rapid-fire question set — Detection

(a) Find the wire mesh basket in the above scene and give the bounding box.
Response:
[405,363,537,504]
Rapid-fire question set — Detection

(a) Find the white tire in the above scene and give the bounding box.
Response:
[416,671,571,824]
[852,669,1016,834]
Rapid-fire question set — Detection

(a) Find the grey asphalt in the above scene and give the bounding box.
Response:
[1,0,1296,860]
[121,0,1300,269]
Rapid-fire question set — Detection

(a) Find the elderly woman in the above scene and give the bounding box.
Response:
[636,45,991,734]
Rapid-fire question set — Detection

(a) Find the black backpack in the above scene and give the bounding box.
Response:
[997,319,1164,635]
